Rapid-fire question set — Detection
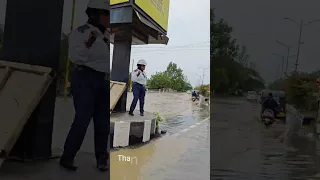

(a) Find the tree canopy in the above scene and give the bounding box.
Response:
[147,62,192,92]
[210,9,265,94]
[269,72,320,111]
[195,84,210,97]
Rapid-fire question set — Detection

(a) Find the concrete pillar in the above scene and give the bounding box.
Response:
[2,0,64,159]
[111,31,133,112]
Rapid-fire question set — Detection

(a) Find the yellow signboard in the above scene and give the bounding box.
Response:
[110,0,129,5]
[134,0,170,31]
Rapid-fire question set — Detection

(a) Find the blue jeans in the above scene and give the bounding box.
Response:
[62,66,109,163]
[129,83,146,113]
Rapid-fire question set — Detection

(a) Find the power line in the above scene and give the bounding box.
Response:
[110,41,209,50]
[110,41,210,57]
[132,45,210,53]
[132,48,209,54]
[111,47,209,56]
[131,41,210,49]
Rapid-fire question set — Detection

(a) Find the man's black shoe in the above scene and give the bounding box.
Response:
[97,163,108,172]
[59,159,78,171]
[129,112,134,116]
[140,113,144,116]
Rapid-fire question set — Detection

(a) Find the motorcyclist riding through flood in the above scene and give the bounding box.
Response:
[261,92,279,118]
[192,90,197,97]
[192,90,201,101]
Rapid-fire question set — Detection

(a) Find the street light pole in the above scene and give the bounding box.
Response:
[198,67,208,85]
[281,56,285,78]
[276,40,291,76]
[294,20,303,72]
[286,48,290,75]
[196,74,201,86]
[284,18,320,72]
[272,53,285,78]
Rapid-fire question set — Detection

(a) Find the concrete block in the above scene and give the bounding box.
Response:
[130,121,144,138]
[110,111,156,147]
[150,119,156,134]
[113,121,130,147]
[143,120,151,142]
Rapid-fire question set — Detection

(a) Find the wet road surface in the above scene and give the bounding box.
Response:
[211,97,320,180]
[111,93,210,180]
[0,92,209,180]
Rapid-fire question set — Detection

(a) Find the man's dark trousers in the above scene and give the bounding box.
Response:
[62,66,110,164]
[129,82,146,114]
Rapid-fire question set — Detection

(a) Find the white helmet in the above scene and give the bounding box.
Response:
[87,0,110,11]
[137,59,147,66]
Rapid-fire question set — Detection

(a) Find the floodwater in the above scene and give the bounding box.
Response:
[211,97,320,180]
[0,93,209,180]
[111,93,210,180]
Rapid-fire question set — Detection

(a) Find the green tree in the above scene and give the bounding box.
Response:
[269,73,319,110]
[147,72,171,89]
[196,84,210,97]
[210,9,264,94]
[147,62,192,91]
[237,45,250,66]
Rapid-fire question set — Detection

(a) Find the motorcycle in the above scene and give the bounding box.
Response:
[261,109,275,127]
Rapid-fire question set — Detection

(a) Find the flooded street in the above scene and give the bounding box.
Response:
[0,92,209,180]
[211,97,320,180]
[111,92,210,180]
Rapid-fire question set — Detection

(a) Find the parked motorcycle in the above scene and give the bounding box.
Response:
[261,109,275,127]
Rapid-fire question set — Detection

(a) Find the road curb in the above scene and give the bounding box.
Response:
[170,117,210,137]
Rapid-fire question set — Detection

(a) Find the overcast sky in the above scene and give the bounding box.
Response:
[211,0,320,83]
[110,0,210,87]
[0,0,210,87]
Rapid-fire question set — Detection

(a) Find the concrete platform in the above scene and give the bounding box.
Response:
[110,111,156,148]
[53,98,157,148]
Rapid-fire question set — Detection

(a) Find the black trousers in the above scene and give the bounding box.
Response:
[62,66,110,164]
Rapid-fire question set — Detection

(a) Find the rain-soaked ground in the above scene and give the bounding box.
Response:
[211,97,320,180]
[110,92,210,179]
[0,92,210,180]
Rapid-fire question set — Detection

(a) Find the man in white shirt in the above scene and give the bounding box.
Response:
[129,59,148,116]
[60,0,110,172]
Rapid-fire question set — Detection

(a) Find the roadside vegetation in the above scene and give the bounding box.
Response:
[195,84,210,97]
[210,9,265,95]
[147,62,193,92]
[269,72,320,111]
